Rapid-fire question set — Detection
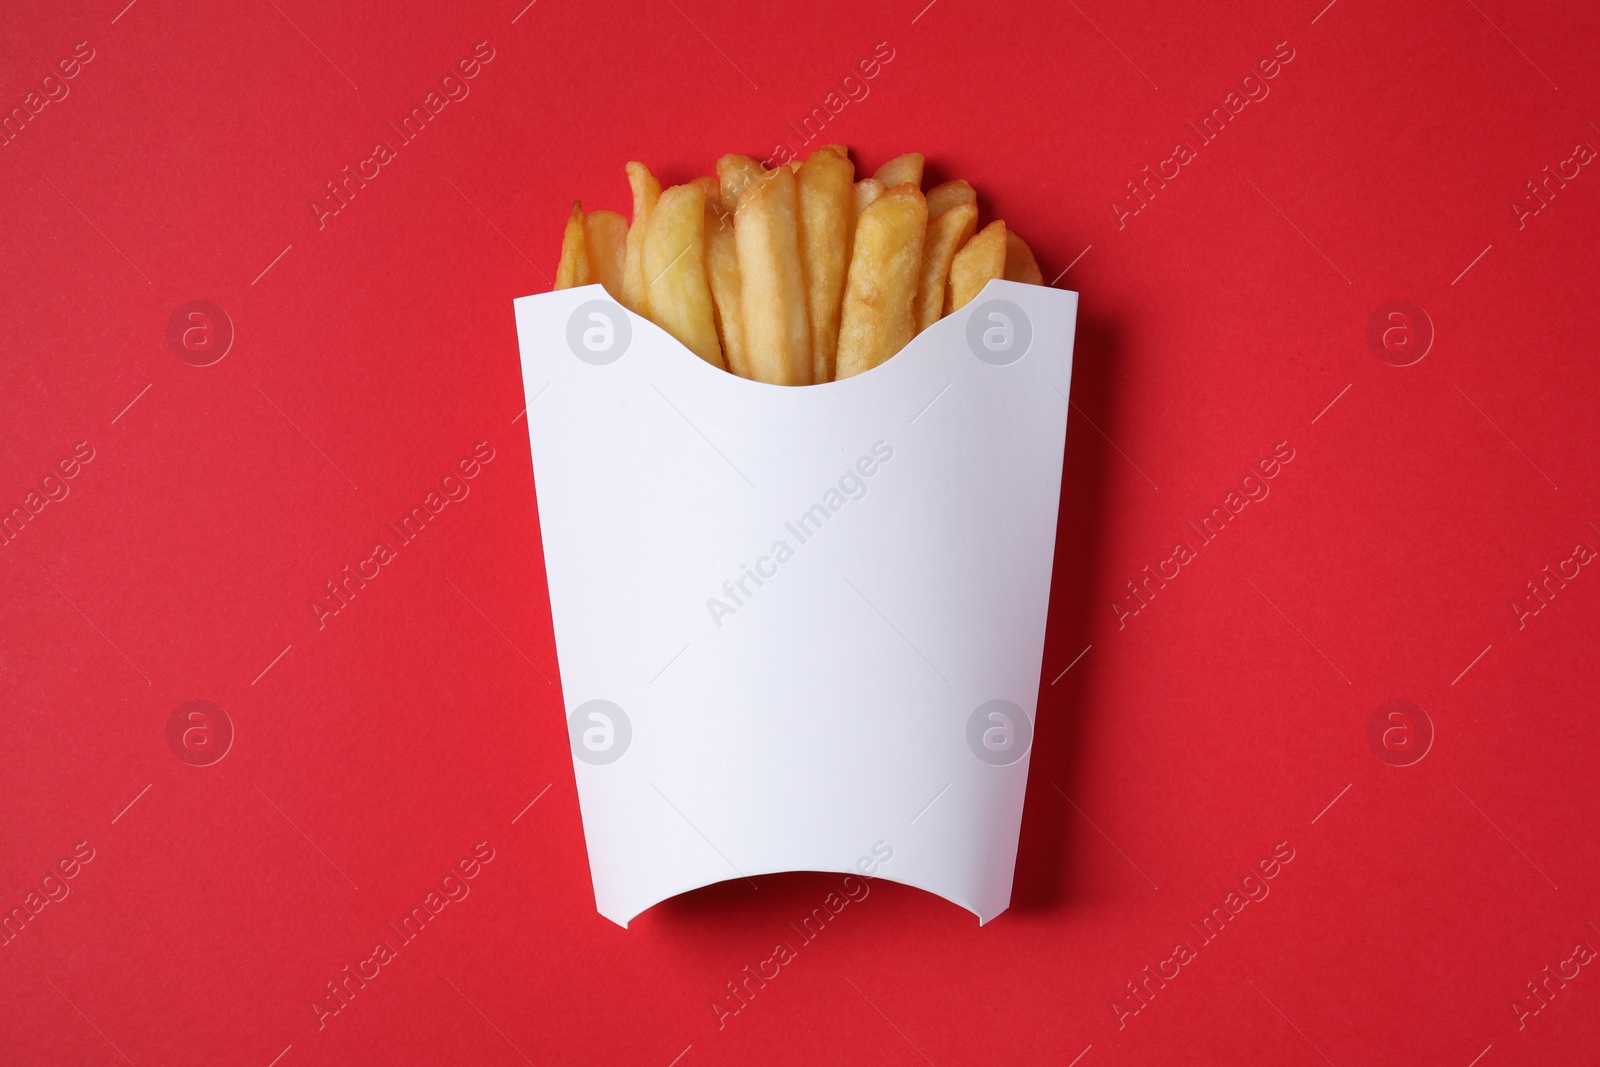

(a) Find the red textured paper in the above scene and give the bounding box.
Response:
[2,2,1597,1065]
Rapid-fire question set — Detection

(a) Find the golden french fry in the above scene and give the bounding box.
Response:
[835,183,928,379]
[584,209,627,301]
[716,154,764,214]
[701,184,750,378]
[946,219,1007,314]
[621,162,660,315]
[873,152,924,190]
[914,202,978,333]
[643,184,725,369]
[853,178,886,217]
[734,165,812,385]
[555,201,591,289]
[796,145,855,384]
[1003,229,1044,285]
[926,179,976,219]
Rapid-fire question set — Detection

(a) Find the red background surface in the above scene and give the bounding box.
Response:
[4,1,1599,1064]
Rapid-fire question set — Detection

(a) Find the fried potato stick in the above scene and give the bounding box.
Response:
[555,201,591,289]
[915,202,978,332]
[835,183,928,379]
[796,146,855,383]
[946,219,1007,314]
[621,162,660,315]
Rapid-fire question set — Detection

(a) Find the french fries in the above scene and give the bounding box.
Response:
[853,178,886,217]
[584,209,627,301]
[733,165,812,385]
[926,179,975,219]
[796,146,855,384]
[702,187,750,379]
[642,183,724,369]
[555,202,590,290]
[835,184,927,380]
[915,202,978,333]
[553,149,1050,383]
[621,162,660,315]
[873,152,924,190]
[1004,229,1044,285]
[947,219,1007,314]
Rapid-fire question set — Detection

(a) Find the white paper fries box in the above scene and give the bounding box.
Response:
[514,280,1077,927]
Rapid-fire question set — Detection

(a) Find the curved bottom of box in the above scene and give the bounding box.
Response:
[601,861,1012,929]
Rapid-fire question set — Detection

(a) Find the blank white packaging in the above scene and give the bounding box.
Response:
[514,280,1077,926]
